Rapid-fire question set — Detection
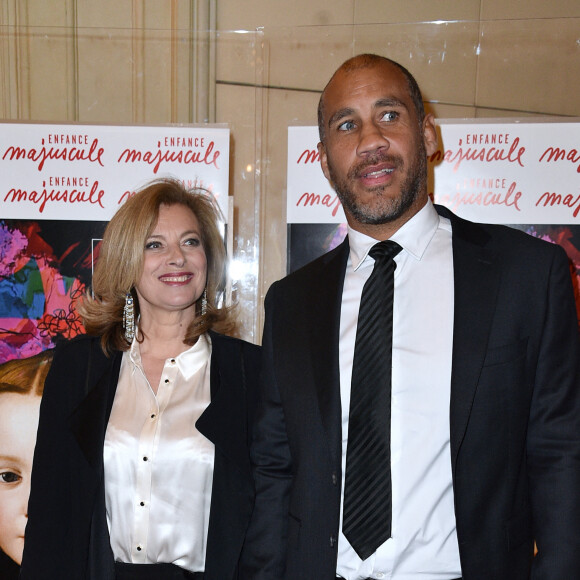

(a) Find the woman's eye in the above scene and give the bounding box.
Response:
[0,471,21,484]
[145,241,162,250]
[184,237,200,247]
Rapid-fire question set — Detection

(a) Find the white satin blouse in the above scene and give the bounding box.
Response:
[103,333,213,573]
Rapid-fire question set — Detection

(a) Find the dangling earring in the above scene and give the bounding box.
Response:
[123,292,135,342]
[201,289,207,316]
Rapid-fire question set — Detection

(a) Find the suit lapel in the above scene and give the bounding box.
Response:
[309,239,349,466]
[441,207,502,470]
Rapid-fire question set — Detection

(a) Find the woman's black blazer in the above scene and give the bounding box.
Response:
[20,331,261,580]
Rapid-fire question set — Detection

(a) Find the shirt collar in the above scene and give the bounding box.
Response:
[348,200,440,271]
[129,332,212,380]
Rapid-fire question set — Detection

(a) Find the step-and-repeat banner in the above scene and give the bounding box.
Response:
[0,123,230,364]
[286,121,580,326]
[0,123,231,575]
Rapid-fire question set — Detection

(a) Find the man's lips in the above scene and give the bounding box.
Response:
[356,162,396,185]
[361,166,394,179]
[158,273,193,284]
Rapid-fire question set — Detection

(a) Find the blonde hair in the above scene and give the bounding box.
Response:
[79,178,236,353]
[0,350,53,397]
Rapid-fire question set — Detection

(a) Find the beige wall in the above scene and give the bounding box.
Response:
[1,0,579,341]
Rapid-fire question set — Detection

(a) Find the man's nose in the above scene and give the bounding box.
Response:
[356,121,390,157]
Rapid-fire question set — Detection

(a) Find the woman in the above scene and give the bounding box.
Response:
[0,351,53,580]
[20,179,261,580]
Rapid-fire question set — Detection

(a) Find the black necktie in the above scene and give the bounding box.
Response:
[343,240,402,560]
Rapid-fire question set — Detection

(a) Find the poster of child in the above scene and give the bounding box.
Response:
[0,350,53,578]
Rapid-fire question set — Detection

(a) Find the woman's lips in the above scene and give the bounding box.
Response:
[159,273,193,284]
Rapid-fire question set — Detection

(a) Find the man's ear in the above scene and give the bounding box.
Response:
[422,113,438,156]
[318,141,331,182]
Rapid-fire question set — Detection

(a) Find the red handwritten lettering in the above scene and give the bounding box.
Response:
[430,137,526,172]
[538,147,580,173]
[536,191,580,218]
[3,180,105,213]
[117,141,220,173]
[118,190,137,205]
[296,192,342,217]
[2,139,104,171]
[436,181,522,212]
[296,149,320,164]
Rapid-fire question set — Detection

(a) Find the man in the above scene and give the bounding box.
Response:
[248,54,580,579]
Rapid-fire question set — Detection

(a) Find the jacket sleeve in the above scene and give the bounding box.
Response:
[239,284,293,580]
[527,245,580,578]
[20,339,85,578]
[21,337,117,580]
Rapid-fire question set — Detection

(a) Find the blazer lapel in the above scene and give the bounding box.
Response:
[69,347,122,473]
[309,239,349,467]
[441,207,502,470]
[196,333,249,473]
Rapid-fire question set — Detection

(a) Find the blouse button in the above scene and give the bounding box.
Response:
[143,456,148,462]
[136,546,142,552]
[140,501,145,507]
[164,378,169,384]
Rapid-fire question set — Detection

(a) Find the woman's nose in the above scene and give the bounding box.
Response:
[167,244,185,265]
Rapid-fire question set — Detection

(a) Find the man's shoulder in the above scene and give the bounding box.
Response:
[435,203,564,258]
[274,238,348,290]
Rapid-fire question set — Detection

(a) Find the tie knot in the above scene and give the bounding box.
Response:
[368,240,402,262]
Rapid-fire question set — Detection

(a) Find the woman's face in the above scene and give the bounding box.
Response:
[135,203,208,322]
[0,392,40,565]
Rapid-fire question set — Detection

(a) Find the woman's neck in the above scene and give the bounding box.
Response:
[137,309,197,359]
[136,313,201,394]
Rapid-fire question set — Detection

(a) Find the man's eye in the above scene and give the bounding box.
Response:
[0,471,21,484]
[337,120,356,131]
[381,111,398,122]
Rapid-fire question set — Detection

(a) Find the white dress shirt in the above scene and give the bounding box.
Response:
[336,201,462,580]
[103,333,213,573]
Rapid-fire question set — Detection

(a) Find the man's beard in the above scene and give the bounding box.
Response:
[328,141,428,225]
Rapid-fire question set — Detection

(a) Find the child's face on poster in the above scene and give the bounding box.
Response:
[0,392,41,565]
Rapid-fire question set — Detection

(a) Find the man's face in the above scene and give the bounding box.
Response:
[318,61,437,237]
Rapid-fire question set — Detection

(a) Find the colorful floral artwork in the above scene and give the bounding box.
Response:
[0,220,106,364]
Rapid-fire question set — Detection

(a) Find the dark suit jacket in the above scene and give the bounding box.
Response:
[20,331,261,580]
[248,205,580,580]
